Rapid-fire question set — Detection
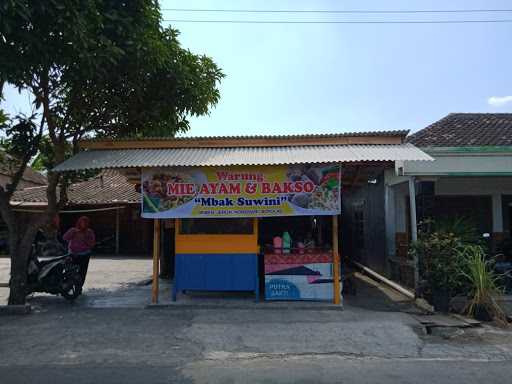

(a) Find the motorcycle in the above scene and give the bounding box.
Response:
[25,240,84,301]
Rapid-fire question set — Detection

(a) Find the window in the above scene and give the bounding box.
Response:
[180,218,254,235]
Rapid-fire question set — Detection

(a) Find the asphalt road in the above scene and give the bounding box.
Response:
[2,360,512,384]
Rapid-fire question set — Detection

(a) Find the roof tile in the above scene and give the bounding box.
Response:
[11,170,139,205]
[407,113,512,147]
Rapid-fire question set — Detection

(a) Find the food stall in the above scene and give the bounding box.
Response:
[51,130,432,306]
[141,164,342,302]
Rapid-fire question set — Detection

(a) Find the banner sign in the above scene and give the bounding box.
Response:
[141,165,341,218]
[264,253,334,301]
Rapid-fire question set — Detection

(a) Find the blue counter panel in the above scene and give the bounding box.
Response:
[173,253,258,301]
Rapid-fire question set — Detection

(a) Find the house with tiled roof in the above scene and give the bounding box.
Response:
[12,169,140,206]
[384,113,512,287]
[10,170,153,255]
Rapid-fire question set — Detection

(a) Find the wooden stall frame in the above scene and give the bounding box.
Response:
[332,215,341,305]
[151,219,161,304]
[155,216,340,303]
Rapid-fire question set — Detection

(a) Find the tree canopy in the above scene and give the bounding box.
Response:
[0,0,223,304]
[0,0,223,140]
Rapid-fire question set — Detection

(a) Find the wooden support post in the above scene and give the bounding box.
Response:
[332,215,341,305]
[408,177,418,242]
[115,207,120,255]
[152,219,161,304]
[408,177,419,295]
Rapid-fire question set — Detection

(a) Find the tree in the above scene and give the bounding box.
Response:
[0,80,7,125]
[0,1,223,304]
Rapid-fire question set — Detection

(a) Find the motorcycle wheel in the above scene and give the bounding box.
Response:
[61,276,82,301]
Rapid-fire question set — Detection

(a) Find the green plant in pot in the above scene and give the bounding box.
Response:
[458,245,508,323]
[412,230,466,312]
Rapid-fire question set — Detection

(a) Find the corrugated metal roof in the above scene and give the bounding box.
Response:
[84,130,409,143]
[54,144,432,171]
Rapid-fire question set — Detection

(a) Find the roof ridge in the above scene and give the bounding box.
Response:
[84,130,409,143]
[18,185,47,191]
[447,112,512,115]
[407,114,452,140]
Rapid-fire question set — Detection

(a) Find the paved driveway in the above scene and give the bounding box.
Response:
[0,256,154,306]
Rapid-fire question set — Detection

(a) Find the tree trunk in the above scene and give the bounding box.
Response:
[7,220,41,305]
[8,232,30,304]
[0,106,67,304]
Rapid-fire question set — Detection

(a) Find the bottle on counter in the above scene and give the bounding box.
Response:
[282,231,291,254]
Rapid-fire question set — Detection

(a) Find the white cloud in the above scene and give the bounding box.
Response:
[488,95,512,107]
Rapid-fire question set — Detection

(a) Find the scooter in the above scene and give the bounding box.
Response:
[25,242,84,301]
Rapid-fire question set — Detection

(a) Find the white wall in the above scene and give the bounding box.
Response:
[402,152,512,176]
[394,182,409,233]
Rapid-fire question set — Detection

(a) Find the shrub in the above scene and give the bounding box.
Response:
[458,245,508,324]
[431,217,483,245]
[411,230,467,296]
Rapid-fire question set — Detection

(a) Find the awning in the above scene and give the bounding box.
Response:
[53,143,433,171]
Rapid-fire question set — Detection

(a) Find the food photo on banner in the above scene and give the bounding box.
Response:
[141,165,341,218]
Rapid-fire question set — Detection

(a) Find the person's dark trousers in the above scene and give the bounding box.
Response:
[75,252,91,286]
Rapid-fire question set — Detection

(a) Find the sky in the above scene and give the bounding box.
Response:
[2,0,512,137]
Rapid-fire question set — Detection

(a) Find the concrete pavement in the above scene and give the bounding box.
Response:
[1,257,512,383]
[1,306,512,383]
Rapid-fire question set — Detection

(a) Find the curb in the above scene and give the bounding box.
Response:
[145,303,344,311]
[0,304,31,315]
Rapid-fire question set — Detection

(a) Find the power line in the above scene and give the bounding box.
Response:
[161,8,512,14]
[162,19,512,25]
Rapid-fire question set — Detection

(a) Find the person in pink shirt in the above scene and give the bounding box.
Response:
[63,216,95,287]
